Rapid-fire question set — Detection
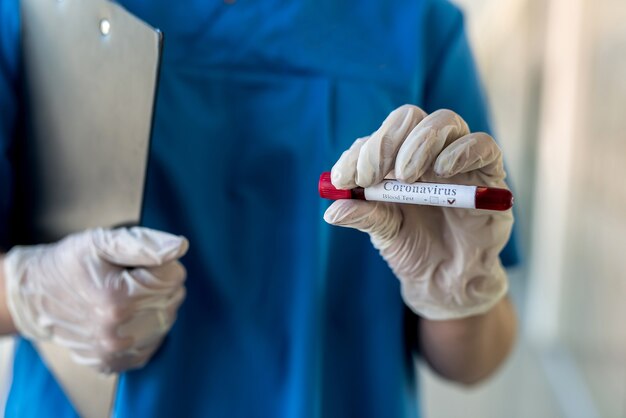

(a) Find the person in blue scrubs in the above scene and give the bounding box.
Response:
[0,0,520,416]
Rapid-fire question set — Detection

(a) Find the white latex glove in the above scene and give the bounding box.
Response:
[325,105,513,320]
[3,227,188,373]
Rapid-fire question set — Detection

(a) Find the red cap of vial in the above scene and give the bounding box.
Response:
[319,172,352,200]
[475,187,514,211]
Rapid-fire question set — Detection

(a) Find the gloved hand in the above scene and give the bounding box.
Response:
[3,227,188,373]
[325,105,513,320]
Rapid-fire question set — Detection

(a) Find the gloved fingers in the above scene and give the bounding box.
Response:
[60,301,175,373]
[395,109,469,183]
[39,310,94,340]
[433,132,505,180]
[330,136,369,189]
[89,305,140,354]
[119,311,174,350]
[124,261,187,297]
[92,227,189,267]
[69,341,160,374]
[50,322,135,354]
[113,343,160,372]
[48,329,93,350]
[39,294,91,325]
[118,287,185,338]
[126,285,186,313]
[324,199,403,243]
[354,104,427,187]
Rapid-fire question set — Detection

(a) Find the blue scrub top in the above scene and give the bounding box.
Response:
[0,0,520,416]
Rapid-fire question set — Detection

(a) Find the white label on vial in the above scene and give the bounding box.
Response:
[364,180,477,209]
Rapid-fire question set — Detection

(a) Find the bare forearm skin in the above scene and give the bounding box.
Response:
[419,297,517,385]
[0,254,17,335]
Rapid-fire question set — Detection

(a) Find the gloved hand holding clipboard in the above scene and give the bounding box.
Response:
[8,1,179,417]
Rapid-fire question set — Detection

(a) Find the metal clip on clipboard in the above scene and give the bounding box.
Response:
[20,0,162,416]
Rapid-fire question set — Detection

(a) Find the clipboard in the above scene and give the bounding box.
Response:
[19,0,163,417]
[19,0,162,243]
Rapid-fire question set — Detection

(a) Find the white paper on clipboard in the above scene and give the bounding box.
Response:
[19,0,163,416]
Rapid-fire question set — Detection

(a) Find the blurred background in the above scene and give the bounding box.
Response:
[1,0,625,416]
[420,0,626,417]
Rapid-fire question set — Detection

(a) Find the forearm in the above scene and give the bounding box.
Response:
[0,254,17,335]
[419,296,516,386]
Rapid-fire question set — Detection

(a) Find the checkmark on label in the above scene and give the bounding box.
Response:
[447,199,456,205]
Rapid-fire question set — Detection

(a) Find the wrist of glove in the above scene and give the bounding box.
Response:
[3,227,189,373]
[324,105,513,320]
